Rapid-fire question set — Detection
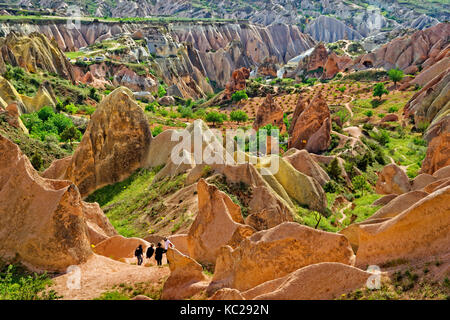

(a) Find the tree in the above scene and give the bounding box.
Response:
[193,109,206,119]
[373,83,388,100]
[364,110,373,118]
[157,85,167,98]
[352,175,369,195]
[89,87,100,102]
[388,68,404,89]
[230,110,248,124]
[205,111,225,126]
[231,90,248,103]
[37,106,54,122]
[61,126,81,146]
[178,106,193,119]
[327,158,341,181]
[50,113,73,134]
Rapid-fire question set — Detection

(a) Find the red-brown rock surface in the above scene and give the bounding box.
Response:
[323,52,353,79]
[253,94,285,131]
[257,56,278,78]
[421,132,450,175]
[41,156,73,180]
[162,248,209,300]
[64,87,153,197]
[355,186,450,267]
[242,262,372,300]
[380,114,399,123]
[375,164,412,195]
[83,202,117,245]
[93,235,149,261]
[0,32,75,82]
[187,179,255,266]
[288,93,331,153]
[208,222,355,293]
[297,43,328,75]
[0,135,93,272]
[187,163,295,231]
[283,149,330,186]
[224,67,250,100]
[357,23,450,72]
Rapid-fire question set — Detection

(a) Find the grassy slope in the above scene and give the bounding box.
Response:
[86,168,187,238]
[0,118,70,171]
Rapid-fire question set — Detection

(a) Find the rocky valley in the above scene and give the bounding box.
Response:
[0,0,449,304]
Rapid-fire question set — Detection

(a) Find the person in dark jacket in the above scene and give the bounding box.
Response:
[154,243,165,266]
[135,244,143,266]
[146,244,155,260]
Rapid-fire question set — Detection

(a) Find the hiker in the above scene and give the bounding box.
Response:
[163,237,174,265]
[163,237,174,251]
[135,244,144,266]
[146,243,155,260]
[155,243,165,266]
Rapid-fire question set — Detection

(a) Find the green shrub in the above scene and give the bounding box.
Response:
[60,126,81,145]
[231,90,248,102]
[323,181,338,193]
[168,111,179,119]
[64,103,79,114]
[413,137,427,147]
[78,105,96,115]
[230,110,248,124]
[364,110,373,117]
[151,125,163,137]
[94,291,129,300]
[388,106,399,113]
[145,104,156,112]
[206,111,226,126]
[89,87,100,102]
[388,68,404,88]
[370,129,390,146]
[30,153,43,171]
[158,108,169,117]
[178,106,194,119]
[21,109,78,143]
[352,175,369,195]
[157,85,166,98]
[0,264,60,300]
[327,158,341,181]
[373,83,388,100]
[356,152,374,171]
[193,109,206,119]
[37,106,54,121]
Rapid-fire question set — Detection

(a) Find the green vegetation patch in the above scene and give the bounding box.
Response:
[86,168,186,238]
[0,264,60,300]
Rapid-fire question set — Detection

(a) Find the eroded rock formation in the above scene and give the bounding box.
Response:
[64,87,152,197]
[0,135,93,272]
[375,164,412,195]
[187,179,255,266]
[208,222,355,293]
[288,93,331,153]
[253,94,285,131]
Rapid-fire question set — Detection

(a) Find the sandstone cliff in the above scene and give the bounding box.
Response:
[64,87,152,197]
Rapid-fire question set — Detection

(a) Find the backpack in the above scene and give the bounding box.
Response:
[134,248,140,257]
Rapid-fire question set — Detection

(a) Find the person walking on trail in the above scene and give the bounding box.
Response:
[163,237,174,265]
[164,238,174,251]
[135,244,144,266]
[146,244,155,260]
[155,243,165,266]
